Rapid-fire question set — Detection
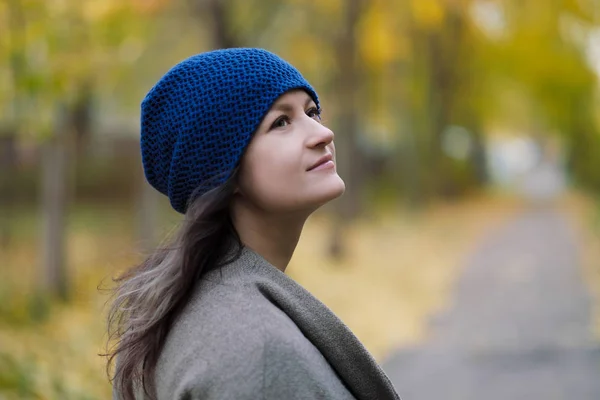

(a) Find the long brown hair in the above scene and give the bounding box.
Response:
[105,170,242,399]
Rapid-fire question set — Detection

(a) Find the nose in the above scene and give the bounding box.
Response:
[306,118,334,149]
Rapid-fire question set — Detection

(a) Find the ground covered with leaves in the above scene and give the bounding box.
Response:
[1,192,598,399]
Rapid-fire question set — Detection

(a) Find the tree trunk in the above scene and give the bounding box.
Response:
[425,29,454,198]
[207,0,238,48]
[39,106,70,300]
[190,0,241,49]
[423,8,468,199]
[328,0,364,260]
[0,131,17,249]
[469,126,488,186]
[69,81,94,206]
[71,81,93,153]
[4,0,25,249]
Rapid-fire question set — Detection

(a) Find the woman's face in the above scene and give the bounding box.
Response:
[237,89,345,213]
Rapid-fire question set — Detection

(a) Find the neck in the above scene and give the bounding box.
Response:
[231,199,308,272]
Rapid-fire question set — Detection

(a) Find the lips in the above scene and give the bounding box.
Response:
[307,153,334,171]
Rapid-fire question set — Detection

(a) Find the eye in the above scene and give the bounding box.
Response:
[306,107,322,121]
[270,115,290,130]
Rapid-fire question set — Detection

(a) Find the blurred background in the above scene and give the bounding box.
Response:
[1,0,600,398]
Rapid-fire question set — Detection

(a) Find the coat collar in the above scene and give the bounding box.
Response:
[203,245,401,400]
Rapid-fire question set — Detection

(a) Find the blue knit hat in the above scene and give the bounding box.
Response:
[140,48,319,214]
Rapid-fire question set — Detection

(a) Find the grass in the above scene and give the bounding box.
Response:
[288,192,522,359]
[0,204,136,399]
[2,191,598,398]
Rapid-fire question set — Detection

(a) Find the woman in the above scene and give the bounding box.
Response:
[107,48,400,400]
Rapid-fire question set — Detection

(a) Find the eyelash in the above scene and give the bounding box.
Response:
[270,107,322,130]
[307,107,322,119]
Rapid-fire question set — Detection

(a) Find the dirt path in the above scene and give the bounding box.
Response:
[382,207,600,399]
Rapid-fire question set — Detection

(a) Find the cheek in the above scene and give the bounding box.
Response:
[239,144,304,208]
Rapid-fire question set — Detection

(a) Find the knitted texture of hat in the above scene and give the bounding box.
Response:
[140,48,319,214]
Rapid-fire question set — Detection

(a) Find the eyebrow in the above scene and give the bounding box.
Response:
[270,96,314,113]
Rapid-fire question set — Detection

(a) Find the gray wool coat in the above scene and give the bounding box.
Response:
[136,247,400,399]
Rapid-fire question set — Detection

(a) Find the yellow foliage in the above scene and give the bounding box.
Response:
[82,0,120,21]
[129,0,171,15]
[357,0,405,69]
[287,35,329,77]
[0,195,523,397]
[410,0,445,30]
[296,0,342,16]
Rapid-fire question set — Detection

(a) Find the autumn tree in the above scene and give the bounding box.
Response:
[0,0,155,299]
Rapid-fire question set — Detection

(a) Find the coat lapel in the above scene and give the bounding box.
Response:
[237,247,401,400]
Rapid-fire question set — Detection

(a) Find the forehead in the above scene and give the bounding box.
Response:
[271,89,315,107]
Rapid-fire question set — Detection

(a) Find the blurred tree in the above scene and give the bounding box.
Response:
[189,0,241,48]
[0,0,21,250]
[186,0,285,49]
[328,0,367,259]
[404,0,489,200]
[0,0,155,299]
[4,0,597,271]
[482,0,600,192]
[0,131,17,250]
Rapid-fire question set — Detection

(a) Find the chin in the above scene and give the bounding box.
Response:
[265,176,346,213]
[310,175,346,208]
[330,175,346,199]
